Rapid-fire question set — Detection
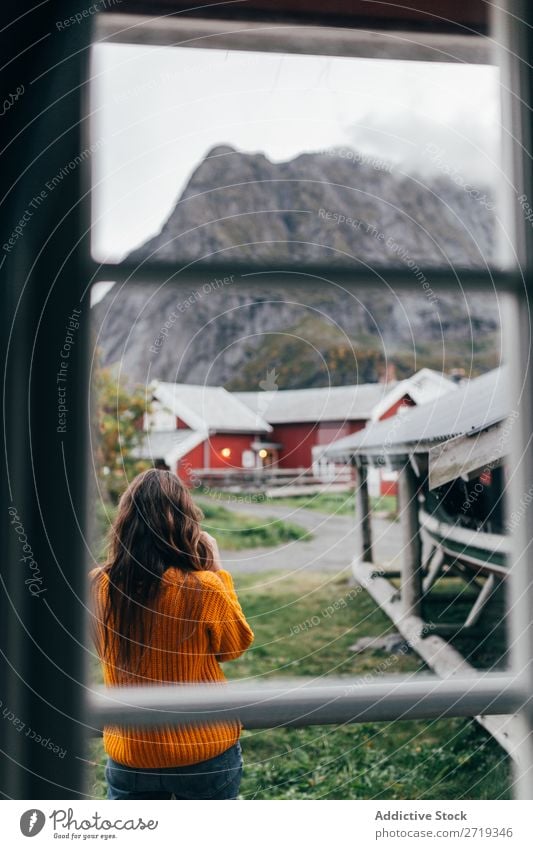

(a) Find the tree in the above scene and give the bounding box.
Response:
[95,366,153,504]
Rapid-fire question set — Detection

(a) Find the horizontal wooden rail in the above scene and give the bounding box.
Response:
[94,13,491,65]
[87,263,524,293]
[89,674,525,730]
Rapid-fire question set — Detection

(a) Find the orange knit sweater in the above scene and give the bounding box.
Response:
[90,566,254,768]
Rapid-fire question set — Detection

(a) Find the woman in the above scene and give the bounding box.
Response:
[90,469,254,800]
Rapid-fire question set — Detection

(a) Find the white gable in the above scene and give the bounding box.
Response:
[370,368,457,422]
[153,382,272,433]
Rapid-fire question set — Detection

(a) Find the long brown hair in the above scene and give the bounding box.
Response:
[100,469,214,671]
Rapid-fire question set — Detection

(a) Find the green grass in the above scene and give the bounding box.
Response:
[86,570,511,800]
[266,490,356,516]
[95,498,309,557]
[269,491,396,518]
[198,501,309,550]
[423,578,508,671]
[371,494,398,518]
[238,720,509,800]
[272,492,397,516]
[201,490,397,518]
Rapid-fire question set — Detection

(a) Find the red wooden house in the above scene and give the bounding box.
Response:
[140,382,272,485]
[138,369,456,490]
[234,383,394,469]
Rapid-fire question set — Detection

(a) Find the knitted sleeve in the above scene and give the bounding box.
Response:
[202,570,254,662]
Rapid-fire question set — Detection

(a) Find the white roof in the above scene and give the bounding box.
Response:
[326,367,507,459]
[134,429,207,467]
[234,382,397,424]
[150,370,458,437]
[153,381,272,433]
[370,368,457,421]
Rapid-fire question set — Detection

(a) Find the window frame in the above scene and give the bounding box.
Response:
[3,0,532,801]
[86,2,533,800]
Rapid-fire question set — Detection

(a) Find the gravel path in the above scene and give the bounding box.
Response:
[207,499,403,575]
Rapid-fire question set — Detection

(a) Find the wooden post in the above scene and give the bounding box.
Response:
[355,460,373,563]
[398,459,423,616]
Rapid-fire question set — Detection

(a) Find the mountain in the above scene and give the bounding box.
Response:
[92,145,500,388]
[127,144,495,267]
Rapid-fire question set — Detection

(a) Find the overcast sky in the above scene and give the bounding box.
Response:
[90,43,500,267]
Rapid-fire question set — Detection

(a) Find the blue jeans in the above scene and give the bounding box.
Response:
[105,741,243,800]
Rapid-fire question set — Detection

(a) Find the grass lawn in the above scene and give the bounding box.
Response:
[86,569,510,800]
[201,489,397,518]
[198,500,309,550]
[269,491,394,517]
[95,498,309,558]
[423,578,508,671]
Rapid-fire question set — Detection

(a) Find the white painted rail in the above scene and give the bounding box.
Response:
[89,674,524,729]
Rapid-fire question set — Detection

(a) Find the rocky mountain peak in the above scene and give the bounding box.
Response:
[94,146,500,387]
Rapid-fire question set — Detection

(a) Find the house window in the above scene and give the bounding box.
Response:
[85,4,533,799]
